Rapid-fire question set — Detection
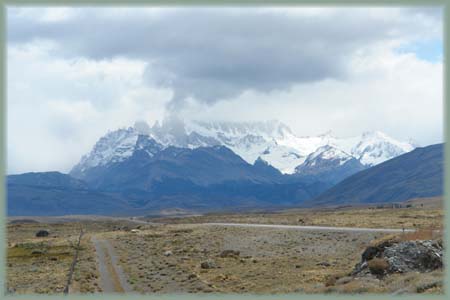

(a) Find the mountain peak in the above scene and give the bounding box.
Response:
[305,145,353,164]
[71,119,416,177]
[353,131,415,166]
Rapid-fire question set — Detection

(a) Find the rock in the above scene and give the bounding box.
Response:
[163,250,173,256]
[219,249,240,258]
[335,276,353,285]
[351,261,369,276]
[383,240,442,273]
[201,259,217,269]
[35,230,49,237]
[352,239,443,277]
[31,250,44,255]
[361,246,381,261]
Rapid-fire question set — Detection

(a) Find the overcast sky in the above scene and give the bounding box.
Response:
[7,6,443,174]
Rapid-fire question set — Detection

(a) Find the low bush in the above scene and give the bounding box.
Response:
[367,258,389,275]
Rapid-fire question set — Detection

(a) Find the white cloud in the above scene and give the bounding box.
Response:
[6,6,443,174]
[179,46,442,145]
[7,41,171,174]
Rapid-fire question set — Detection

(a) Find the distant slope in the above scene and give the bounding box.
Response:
[294,145,366,184]
[309,144,443,206]
[7,172,129,216]
[7,185,130,216]
[8,147,332,216]
[76,145,286,191]
[8,171,88,189]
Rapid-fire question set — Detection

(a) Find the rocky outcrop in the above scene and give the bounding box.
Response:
[384,240,442,273]
[352,239,443,277]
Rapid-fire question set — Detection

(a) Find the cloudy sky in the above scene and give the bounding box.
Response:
[7,6,443,174]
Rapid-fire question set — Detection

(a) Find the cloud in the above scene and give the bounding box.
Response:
[7,42,171,173]
[6,6,443,173]
[179,47,442,146]
[7,7,442,109]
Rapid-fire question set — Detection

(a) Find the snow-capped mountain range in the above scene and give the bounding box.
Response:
[71,119,416,177]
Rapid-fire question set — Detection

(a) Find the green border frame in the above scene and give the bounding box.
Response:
[0,1,448,299]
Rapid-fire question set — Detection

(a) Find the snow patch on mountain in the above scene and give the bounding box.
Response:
[306,145,353,166]
[71,118,416,177]
[70,127,163,177]
[351,131,415,166]
[76,127,139,171]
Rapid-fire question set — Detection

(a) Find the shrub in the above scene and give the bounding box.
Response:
[401,229,434,241]
[325,275,337,287]
[367,258,389,275]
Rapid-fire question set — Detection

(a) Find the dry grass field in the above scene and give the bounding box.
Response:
[149,206,443,230]
[6,220,129,294]
[6,203,444,295]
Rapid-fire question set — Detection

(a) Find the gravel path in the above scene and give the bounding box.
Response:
[91,236,134,293]
[203,223,415,233]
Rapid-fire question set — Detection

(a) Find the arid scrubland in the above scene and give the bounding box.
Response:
[6,206,444,294]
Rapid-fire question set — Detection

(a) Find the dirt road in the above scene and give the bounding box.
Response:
[91,236,134,293]
[203,222,415,232]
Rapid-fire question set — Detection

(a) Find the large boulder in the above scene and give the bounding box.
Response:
[353,239,442,277]
[383,240,443,273]
[35,230,49,237]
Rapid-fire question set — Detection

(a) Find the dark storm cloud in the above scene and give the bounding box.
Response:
[7,7,442,109]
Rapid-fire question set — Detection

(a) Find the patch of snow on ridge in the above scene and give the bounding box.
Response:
[75,127,139,171]
[351,131,415,166]
[304,145,354,166]
[71,118,417,176]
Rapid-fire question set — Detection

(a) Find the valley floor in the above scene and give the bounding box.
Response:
[148,201,443,230]
[6,205,444,294]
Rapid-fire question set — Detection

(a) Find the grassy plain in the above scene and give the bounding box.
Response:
[6,202,444,294]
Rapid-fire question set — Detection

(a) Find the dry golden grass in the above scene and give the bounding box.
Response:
[6,208,444,295]
[150,206,443,230]
[401,229,435,241]
[6,221,125,294]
